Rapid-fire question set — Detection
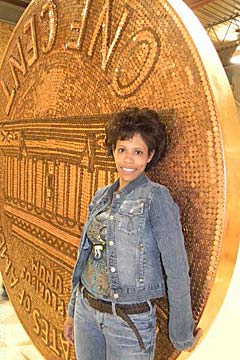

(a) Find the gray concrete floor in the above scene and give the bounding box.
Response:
[0,298,44,360]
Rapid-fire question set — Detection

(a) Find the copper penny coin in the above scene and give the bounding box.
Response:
[0,1,239,359]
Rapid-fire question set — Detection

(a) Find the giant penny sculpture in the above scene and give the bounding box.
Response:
[0,0,239,359]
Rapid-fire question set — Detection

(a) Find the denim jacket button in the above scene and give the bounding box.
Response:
[139,278,144,283]
[109,241,114,246]
[113,293,119,299]
[115,193,120,199]
[109,215,114,220]
[110,267,116,273]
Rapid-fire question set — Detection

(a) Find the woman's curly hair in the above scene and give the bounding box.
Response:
[105,107,168,171]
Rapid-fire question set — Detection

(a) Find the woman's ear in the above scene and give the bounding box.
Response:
[147,150,155,163]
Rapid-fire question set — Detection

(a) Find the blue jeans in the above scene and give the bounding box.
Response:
[74,289,156,360]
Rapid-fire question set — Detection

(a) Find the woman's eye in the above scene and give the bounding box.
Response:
[135,150,143,155]
[117,148,125,153]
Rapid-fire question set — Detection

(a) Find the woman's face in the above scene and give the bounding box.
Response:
[113,133,154,190]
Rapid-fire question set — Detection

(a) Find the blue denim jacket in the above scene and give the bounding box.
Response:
[68,173,195,350]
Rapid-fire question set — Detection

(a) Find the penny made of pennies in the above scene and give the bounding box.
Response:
[0,1,239,359]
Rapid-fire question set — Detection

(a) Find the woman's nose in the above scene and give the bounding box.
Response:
[124,153,134,163]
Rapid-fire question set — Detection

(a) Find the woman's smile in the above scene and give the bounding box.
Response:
[121,167,136,172]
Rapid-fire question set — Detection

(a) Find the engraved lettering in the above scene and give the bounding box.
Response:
[22,263,65,316]
[5,257,12,275]
[0,130,8,143]
[33,308,41,335]
[18,289,32,313]
[60,332,71,360]
[32,258,39,273]
[10,271,19,287]
[39,280,45,297]
[66,0,92,50]
[45,287,51,305]
[51,290,57,309]
[46,268,54,287]
[0,233,19,287]
[50,326,61,356]
[0,238,6,251]
[32,259,63,293]
[9,39,27,89]
[0,237,4,250]
[0,2,162,117]
[0,245,7,258]
[87,0,131,72]
[18,288,65,357]
[0,129,18,143]
[21,266,26,279]
[0,80,16,115]
[112,28,160,97]
[25,292,31,312]
[31,274,37,287]
[57,299,65,317]
[33,309,61,356]
[0,16,37,115]
[41,318,49,345]
[23,16,38,67]
[55,273,63,293]
[18,289,25,305]
[39,262,46,280]
[40,0,58,53]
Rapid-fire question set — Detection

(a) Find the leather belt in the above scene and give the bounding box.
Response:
[81,286,154,351]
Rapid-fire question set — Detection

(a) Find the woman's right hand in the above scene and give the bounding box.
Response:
[63,316,74,344]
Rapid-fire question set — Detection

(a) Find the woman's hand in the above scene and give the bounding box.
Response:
[63,316,74,345]
[185,328,203,352]
[184,328,203,352]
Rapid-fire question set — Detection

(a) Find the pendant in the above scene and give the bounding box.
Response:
[92,244,104,260]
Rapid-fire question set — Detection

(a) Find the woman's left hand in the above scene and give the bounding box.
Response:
[185,328,203,352]
[63,316,74,345]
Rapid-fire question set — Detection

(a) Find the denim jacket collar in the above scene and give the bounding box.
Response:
[106,172,148,199]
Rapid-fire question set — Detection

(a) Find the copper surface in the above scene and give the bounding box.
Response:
[0,1,240,359]
[184,0,215,9]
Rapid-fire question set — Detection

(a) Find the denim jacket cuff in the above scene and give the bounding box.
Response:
[68,303,75,318]
[170,334,195,351]
[67,283,78,318]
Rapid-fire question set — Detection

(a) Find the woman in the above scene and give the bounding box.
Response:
[64,107,201,360]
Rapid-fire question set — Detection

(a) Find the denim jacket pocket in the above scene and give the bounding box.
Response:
[118,200,144,235]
